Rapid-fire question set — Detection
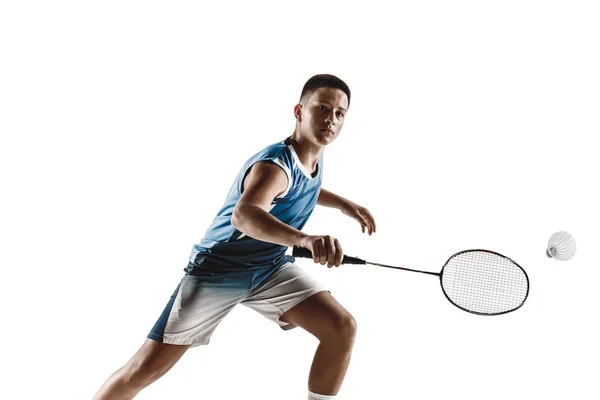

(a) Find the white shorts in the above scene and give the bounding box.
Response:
[148,262,328,347]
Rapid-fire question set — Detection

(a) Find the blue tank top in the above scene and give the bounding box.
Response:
[186,137,323,273]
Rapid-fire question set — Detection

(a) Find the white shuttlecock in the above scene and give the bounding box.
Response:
[546,231,577,261]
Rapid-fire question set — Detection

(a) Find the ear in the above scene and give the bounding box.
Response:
[293,104,302,121]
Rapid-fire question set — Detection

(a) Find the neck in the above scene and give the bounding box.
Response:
[289,133,323,173]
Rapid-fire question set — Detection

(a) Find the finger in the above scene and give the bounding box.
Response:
[358,211,373,235]
[311,241,319,264]
[363,218,372,235]
[360,217,370,235]
[319,238,327,265]
[327,236,336,268]
[334,239,343,267]
[363,209,376,233]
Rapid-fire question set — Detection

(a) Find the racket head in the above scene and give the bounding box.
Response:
[439,249,529,316]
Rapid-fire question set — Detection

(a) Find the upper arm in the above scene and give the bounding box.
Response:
[237,161,289,211]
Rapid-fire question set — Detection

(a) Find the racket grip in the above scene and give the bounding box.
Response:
[292,246,366,265]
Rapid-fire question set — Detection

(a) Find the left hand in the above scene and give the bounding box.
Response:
[340,201,376,235]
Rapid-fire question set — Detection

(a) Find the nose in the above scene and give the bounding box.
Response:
[325,112,336,126]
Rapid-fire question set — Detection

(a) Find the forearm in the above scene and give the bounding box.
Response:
[231,203,306,247]
[317,188,351,210]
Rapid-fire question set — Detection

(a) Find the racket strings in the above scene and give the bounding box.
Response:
[441,251,528,315]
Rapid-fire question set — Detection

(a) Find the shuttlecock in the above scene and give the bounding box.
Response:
[546,231,577,261]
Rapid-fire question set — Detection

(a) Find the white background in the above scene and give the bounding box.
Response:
[1,1,599,399]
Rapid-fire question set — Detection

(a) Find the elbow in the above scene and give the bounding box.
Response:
[231,205,244,231]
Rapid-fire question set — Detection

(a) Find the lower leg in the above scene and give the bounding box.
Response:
[308,333,356,395]
[279,292,357,397]
[93,366,143,400]
[93,339,189,400]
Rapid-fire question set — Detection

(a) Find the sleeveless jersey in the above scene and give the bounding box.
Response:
[186,137,323,273]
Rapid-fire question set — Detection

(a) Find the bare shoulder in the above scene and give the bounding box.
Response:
[240,161,289,206]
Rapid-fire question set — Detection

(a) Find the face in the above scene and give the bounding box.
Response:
[294,87,349,146]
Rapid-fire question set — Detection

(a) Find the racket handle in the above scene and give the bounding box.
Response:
[292,246,366,265]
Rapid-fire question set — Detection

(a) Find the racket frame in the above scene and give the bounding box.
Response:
[437,249,530,316]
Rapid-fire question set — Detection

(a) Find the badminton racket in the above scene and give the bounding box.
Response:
[292,246,529,316]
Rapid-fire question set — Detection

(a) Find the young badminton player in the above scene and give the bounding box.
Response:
[93,74,376,400]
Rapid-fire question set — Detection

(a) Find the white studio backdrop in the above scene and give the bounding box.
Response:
[1,1,599,399]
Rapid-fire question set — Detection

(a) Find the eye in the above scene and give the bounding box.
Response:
[336,111,345,119]
[317,105,327,111]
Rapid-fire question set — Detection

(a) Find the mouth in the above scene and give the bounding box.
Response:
[320,128,334,135]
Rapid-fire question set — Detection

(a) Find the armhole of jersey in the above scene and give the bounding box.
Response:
[239,157,292,200]
[271,158,292,199]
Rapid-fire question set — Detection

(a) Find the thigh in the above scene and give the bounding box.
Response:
[279,291,356,340]
[148,272,252,346]
[241,262,329,330]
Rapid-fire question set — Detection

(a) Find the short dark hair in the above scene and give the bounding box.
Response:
[299,74,351,108]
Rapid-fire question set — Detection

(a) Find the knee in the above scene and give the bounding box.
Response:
[341,313,357,340]
[326,312,357,344]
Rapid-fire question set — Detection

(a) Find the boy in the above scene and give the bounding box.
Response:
[93,74,376,400]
